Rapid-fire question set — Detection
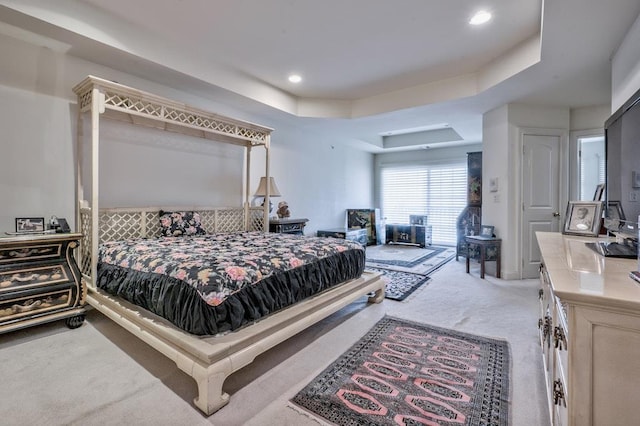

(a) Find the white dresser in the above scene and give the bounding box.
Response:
[536,232,640,426]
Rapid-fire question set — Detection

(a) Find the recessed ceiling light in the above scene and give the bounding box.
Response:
[288,74,302,83]
[469,10,492,25]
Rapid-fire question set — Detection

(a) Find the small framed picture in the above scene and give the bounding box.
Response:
[593,183,605,201]
[15,217,45,233]
[562,201,603,236]
[409,215,428,226]
[603,200,626,231]
[480,225,494,237]
[604,201,625,221]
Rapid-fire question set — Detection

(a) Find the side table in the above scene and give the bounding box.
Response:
[465,236,501,279]
[269,218,308,235]
[0,232,87,334]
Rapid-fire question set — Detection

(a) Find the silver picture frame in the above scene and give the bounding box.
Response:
[562,201,603,236]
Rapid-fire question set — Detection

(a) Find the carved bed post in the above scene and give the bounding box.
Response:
[245,145,252,231]
[263,135,271,232]
[90,87,103,285]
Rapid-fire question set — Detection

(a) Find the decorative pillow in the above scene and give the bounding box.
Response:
[159,210,207,236]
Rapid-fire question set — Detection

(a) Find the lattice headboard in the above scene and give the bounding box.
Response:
[79,206,265,277]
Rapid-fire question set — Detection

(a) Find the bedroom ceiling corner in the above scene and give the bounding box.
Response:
[0,0,639,152]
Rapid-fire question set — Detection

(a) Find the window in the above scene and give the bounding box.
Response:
[381,161,467,245]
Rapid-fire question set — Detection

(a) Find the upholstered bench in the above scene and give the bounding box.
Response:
[385,223,432,247]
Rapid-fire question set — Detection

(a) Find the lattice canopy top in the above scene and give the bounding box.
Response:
[72,75,273,147]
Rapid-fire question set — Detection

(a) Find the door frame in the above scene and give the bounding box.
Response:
[569,128,605,201]
[517,127,569,279]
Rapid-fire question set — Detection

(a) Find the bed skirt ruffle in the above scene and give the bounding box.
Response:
[97,249,365,336]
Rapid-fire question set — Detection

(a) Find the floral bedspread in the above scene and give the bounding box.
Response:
[98,232,364,307]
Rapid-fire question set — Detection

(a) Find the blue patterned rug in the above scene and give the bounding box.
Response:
[366,267,430,301]
[291,316,510,426]
[366,244,456,275]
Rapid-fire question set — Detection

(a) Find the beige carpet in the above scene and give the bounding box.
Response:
[0,259,549,426]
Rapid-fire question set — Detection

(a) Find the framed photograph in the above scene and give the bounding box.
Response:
[593,183,605,201]
[605,201,625,221]
[409,214,428,226]
[603,200,626,231]
[480,225,494,237]
[15,217,45,233]
[562,201,603,236]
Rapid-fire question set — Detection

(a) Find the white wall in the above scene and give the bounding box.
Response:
[482,105,509,239]
[0,33,373,234]
[612,13,640,112]
[482,104,571,279]
[569,105,610,131]
[0,85,76,231]
[252,121,375,232]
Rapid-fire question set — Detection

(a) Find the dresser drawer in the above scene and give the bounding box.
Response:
[269,219,308,235]
[0,288,73,323]
[279,223,304,233]
[0,264,70,293]
[0,243,63,265]
[0,233,86,334]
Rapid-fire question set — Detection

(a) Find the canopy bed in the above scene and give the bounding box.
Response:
[72,76,384,415]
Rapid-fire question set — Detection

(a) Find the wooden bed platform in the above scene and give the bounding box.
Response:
[72,77,385,415]
[88,270,383,414]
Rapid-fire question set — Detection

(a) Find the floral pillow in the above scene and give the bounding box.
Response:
[159,210,207,236]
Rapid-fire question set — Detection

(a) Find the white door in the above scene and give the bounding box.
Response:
[522,132,562,278]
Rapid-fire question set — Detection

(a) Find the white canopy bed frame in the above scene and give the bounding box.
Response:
[72,76,384,415]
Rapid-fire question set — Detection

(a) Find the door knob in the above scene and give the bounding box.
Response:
[552,212,560,217]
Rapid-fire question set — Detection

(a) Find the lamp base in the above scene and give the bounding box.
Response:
[260,199,273,214]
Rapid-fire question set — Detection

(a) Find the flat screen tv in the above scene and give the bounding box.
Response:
[604,86,640,241]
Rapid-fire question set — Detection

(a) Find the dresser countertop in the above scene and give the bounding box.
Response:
[536,231,640,311]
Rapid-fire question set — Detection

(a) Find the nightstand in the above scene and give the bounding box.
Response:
[269,218,309,235]
[465,236,501,279]
[0,232,87,334]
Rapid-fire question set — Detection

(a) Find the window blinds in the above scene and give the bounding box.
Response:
[381,161,467,245]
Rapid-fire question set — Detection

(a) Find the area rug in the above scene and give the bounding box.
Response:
[366,244,456,275]
[291,316,510,426]
[366,267,430,301]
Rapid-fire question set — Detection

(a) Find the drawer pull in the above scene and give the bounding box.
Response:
[12,299,43,313]
[1,268,64,286]
[542,316,552,347]
[13,273,40,282]
[554,326,567,350]
[553,379,566,406]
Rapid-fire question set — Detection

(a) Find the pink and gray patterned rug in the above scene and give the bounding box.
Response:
[291,316,510,425]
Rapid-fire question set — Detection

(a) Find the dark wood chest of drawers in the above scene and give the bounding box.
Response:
[0,233,86,334]
[317,228,368,246]
[385,224,433,247]
[269,218,309,235]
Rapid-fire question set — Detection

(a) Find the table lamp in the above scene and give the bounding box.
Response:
[254,176,281,214]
